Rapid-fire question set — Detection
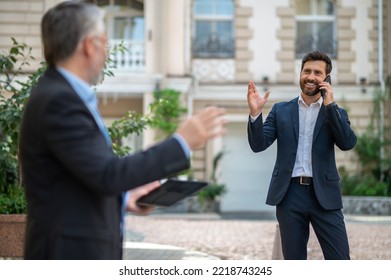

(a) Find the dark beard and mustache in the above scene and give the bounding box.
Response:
[300,79,320,96]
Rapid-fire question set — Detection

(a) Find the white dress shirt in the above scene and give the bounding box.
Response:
[291,95,322,177]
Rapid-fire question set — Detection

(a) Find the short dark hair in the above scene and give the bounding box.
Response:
[300,51,332,75]
[41,1,104,66]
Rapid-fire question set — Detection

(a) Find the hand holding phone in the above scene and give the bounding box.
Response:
[320,75,332,97]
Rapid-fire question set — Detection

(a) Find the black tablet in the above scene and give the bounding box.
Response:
[136,179,209,207]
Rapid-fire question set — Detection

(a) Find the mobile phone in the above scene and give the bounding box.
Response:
[320,75,331,97]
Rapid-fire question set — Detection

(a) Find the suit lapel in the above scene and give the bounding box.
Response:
[290,98,299,141]
[313,105,327,143]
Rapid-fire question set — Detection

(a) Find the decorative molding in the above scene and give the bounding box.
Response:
[192,59,235,81]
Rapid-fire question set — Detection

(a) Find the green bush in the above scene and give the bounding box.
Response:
[197,183,226,202]
[0,38,41,211]
[149,89,187,138]
[352,175,389,196]
[198,151,226,204]
[340,85,391,197]
[0,186,27,214]
[340,166,391,197]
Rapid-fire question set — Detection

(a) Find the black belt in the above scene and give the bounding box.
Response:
[291,176,313,186]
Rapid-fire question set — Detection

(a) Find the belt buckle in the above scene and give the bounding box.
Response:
[300,177,310,186]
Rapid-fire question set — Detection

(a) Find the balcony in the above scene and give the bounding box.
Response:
[109,39,145,72]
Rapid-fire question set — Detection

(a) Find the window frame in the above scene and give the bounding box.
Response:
[192,0,235,59]
[295,0,337,59]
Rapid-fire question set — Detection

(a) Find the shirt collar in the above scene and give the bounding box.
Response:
[56,67,95,102]
[298,94,323,108]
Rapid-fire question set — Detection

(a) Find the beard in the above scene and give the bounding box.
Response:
[91,69,104,86]
[300,79,320,96]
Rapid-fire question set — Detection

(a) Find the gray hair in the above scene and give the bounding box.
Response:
[41,1,105,66]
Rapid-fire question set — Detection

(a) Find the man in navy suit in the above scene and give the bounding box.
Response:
[247,51,357,259]
[19,1,225,259]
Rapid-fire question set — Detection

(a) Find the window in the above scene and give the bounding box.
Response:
[193,0,235,58]
[113,16,144,40]
[295,0,336,58]
[87,0,143,10]
[85,0,144,41]
[86,0,145,71]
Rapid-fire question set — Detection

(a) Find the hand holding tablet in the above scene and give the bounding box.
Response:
[136,179,208,207]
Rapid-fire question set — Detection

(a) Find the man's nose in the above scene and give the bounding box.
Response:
[307,72,316,80]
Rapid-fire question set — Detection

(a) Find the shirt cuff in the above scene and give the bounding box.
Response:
[122,191,130,213]
[249,112,261,122]
[326,101,336,108]
[173,133,191,158]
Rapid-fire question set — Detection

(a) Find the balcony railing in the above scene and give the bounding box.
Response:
[109,39,145,72]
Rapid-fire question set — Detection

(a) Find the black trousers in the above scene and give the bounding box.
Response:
[276,180,350,260]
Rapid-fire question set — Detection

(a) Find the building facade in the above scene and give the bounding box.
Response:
[0,0,390,213]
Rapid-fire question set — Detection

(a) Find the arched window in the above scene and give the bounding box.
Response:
[193,0,235,58]
[295,0,337,58]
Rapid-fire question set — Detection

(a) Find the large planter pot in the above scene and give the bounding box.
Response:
[0,214,26,258]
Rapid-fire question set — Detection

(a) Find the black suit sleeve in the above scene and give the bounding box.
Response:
[247,105,278,153]
[44,88,189,195]
[325,103,357,151]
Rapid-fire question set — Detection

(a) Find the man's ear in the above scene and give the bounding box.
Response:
[82,36,95,58]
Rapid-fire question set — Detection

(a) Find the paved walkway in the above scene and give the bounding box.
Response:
[123,213,222,260]
[123,241,220,260]
[123,212,391,260]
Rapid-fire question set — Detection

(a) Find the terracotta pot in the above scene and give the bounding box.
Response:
[0,214,26,258]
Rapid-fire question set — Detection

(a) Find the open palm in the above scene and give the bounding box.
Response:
[247,80,270,116]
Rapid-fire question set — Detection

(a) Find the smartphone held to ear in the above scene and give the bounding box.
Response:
[320,75,332,97]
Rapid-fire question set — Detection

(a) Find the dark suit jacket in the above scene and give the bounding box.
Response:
[248,97,357,211]
[19,67,190,259]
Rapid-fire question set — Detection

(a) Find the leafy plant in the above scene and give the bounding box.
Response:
[197,184,226,203]
[0,187,26,214]
[0,38,42,213]
[341,86,391,197]
[198,151,227,209]
[149,89,187,138]
[108,111,151,157]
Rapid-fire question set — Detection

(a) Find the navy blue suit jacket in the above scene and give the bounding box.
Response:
[248,97,357,210]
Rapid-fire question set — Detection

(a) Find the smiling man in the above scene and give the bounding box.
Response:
[246,50,357,260]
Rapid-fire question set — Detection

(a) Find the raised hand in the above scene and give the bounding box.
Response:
[176,106,226,150]
[247,80,270,117]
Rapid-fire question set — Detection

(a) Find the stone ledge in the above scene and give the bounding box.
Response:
[342,196,391,215]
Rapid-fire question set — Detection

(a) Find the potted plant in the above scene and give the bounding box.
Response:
[0,38,35,257]
[198,151,226,212]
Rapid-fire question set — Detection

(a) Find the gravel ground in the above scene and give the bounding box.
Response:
[124,213,391,260]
